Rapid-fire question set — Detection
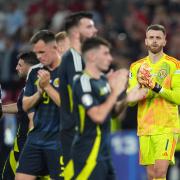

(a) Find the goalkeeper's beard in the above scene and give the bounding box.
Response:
[147,45,163,54]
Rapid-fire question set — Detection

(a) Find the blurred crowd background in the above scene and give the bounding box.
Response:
[0,0,179,93]
[0,0,179,179]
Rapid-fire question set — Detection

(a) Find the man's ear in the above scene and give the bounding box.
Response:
[53,44,58,50]
[163,39,167,47]
[71,27,79,39]
[89,50,97,63]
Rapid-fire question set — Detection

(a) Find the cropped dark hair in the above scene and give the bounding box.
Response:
[146,24,166,35]
[63,11,93,32]
[17,51,39,65]
[30,30,56,44]
[82,36,111,54]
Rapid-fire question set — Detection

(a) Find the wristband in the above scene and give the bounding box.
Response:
[152,83,162,93]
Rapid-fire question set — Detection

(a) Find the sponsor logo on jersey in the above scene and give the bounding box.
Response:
[162,151,168,157]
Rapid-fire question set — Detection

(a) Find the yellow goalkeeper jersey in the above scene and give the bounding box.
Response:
[128,53,180,136]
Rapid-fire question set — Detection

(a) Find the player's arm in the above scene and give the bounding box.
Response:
[114,86,148,116]
[87,91,121,124]
[79,70,128,124]
[138,63,180,105]
[128,63,154,106]
[73,78,118,124]
[127,64,140,106]
[159,70,180,105]
[27,111,34,130]
[43,85,60,106]
[2,103,18,114]
[23,91,42,112]
[75,87,119,124]
[23,70,42,112]
[89,70,129,123]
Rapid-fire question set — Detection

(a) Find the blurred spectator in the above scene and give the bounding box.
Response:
[67,0,84,12]
[82,0,103,26]
[28,7,48,32]
[0,36,19,86]
[0,3,6,31]
[5,2,26,36]
[152,5,171,29]
[0,30,6,52]
[168,28,180,59]
[50,3,70,31]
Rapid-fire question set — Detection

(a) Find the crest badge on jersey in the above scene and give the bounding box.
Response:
[158,69,167,79]
[53,78,60,88]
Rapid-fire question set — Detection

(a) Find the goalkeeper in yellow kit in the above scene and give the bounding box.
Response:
[128,24,180,180]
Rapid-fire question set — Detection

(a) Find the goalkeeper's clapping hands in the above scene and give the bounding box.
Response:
[137,63,155,89]
[137,63,162,93]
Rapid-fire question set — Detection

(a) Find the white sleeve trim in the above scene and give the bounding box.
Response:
[71,49,83,72]
[80,74,92,92]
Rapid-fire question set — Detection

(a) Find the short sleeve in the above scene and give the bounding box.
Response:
[73,76,99,110]
[24,69,37,97]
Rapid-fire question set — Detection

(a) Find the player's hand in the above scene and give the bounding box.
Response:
[37,79,43,96]
[108,68,129,97]
[137,63,155,89]
[126,86,148,103]
[38,70,50,89]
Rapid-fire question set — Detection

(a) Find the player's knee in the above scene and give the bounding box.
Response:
[147,167,155,179]
[154,167,167,178]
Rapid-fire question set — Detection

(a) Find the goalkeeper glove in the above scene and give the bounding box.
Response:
[137,63,162,92]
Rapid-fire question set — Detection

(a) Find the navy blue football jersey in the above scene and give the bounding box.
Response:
[59,48,85,131]
[24,64,61,149]
[72,73,112,162]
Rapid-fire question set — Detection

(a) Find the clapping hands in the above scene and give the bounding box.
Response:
[107,68,129,97]
[37,69,50,89]
[137,63,155,89]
